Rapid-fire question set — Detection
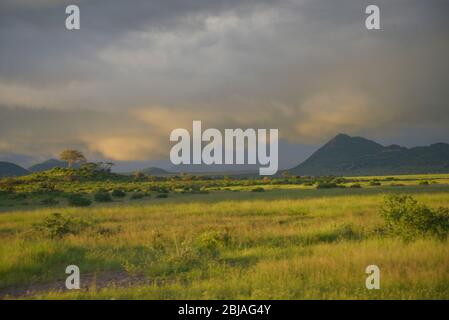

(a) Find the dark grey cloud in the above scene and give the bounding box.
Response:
[0,0,276,86]
[0,0,448,164]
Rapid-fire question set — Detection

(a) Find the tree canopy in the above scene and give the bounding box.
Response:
[59,150,86,168]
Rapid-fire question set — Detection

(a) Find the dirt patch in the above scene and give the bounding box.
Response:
[0,271,156,299]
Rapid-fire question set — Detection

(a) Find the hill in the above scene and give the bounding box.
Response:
[0,161,29,177]
[290,134,449,176]
[28,159,72,172]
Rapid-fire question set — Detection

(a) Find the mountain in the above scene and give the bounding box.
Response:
[28,159,71,172]
[0,161,29,177]
[141,167,170,175]
[290,134,449,176]
[0,153,40,168]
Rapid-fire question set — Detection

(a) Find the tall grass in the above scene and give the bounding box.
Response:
[1,186,448,299]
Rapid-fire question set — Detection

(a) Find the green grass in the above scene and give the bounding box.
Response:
[0,174,448,299]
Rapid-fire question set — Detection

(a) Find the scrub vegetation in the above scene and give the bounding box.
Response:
[0,169,448,299]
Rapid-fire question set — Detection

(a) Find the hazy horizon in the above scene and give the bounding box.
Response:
[2,132,449,173]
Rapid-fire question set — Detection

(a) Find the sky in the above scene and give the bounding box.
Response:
[0,0,448,171]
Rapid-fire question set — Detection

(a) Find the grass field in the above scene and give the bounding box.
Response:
[0,173,449,299]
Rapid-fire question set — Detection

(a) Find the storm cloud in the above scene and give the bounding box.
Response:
[0,0,448,166]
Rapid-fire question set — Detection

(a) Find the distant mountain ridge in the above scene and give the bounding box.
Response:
[0,161,29,177]
[2,134,449,178]
[28,159,72,172]
[291,134,449,176]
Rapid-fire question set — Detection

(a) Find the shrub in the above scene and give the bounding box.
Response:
[380,195,449,240]
[419,180,429,186]
[111,189,126,198]
[67,194,92,207]
[0,178,22,192]
[349,183,362,188]
[194,231,223,257]
[33,213,90,239]
[152,186,169,194]
[251,187,265,192]
[94,191,113,202]
[37,181,56,193]
[333,178,347,184]
[316,182,338,189]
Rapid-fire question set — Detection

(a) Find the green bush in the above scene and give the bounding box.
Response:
[333,178,347,184]
[37,181,57,193]
[251,187,265,192]
[94,191,113,202]
[316,182,338,189]
[381,195,449,240]
[111,189,126,198]
[194,231,223,257]
[67,194,92,207]
[33,213,90,239]
[349,183,362,188]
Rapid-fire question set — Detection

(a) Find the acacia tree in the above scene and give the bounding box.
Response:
[59,149,86,168]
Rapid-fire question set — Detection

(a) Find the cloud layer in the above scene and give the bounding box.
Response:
[1,0,448,164]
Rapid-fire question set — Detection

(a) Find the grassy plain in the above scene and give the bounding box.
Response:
[0,173,448,299]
